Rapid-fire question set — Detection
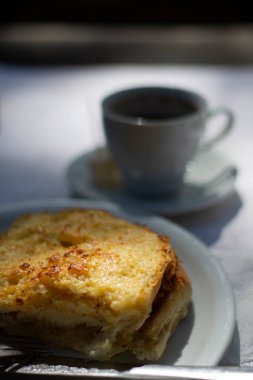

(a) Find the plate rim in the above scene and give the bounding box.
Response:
[0,197,236,367]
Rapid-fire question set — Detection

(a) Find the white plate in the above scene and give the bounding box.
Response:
[67,148,237,216]
[0,198,235,370]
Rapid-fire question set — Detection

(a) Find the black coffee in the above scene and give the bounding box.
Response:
[112,93,197,120]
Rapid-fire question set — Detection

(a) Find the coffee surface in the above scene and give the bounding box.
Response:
[112,94,197,120]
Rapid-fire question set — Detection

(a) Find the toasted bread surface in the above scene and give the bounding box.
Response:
[131,252,192,360]
[0,208,179,359]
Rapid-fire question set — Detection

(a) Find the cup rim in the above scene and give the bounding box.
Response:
[102,86,208,126]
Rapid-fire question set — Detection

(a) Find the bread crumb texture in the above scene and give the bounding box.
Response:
[0,208,176,359]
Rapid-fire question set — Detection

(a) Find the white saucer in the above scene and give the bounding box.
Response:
[0,198,235,368]
[67,148,237,216]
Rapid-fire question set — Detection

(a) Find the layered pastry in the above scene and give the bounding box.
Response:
[0,208,191,361]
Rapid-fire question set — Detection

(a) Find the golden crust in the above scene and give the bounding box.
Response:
[131,252,192,360]
[0,208,177,360]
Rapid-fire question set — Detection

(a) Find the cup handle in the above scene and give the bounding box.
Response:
[201,107,234,150]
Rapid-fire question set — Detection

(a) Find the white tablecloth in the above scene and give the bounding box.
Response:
[0,64,253,366]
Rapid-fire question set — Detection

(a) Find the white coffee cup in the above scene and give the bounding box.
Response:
[102,87,234,196]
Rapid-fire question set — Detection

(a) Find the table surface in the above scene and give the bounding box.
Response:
[0,63,253,367]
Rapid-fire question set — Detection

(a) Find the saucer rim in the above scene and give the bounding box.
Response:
[67,148,237,216]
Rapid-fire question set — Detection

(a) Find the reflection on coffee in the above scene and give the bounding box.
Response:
[112,94,197,120]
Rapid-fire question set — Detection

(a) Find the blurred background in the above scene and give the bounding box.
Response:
[0,0,253,65]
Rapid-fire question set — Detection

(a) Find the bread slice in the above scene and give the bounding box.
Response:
[131,251,191,360]
[0,208,191,361]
